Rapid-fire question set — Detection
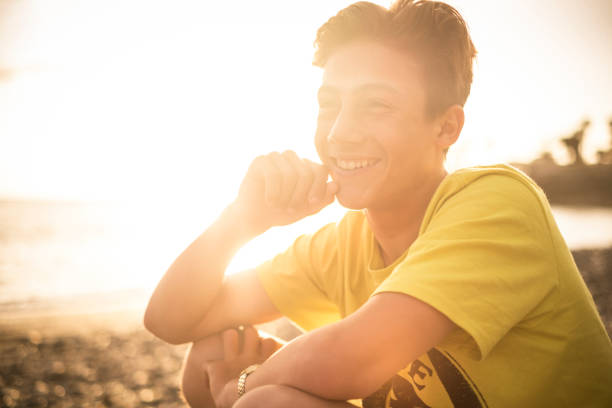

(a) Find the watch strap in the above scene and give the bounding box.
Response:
[237,364,259,397]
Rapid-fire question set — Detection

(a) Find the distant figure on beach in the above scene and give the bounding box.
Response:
[145,1,612,407]
[561,119,590,165]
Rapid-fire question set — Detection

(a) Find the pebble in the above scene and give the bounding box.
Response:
[0,329,188,407]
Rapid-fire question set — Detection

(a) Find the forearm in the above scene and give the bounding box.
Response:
[241,293,455,402]
[144,203,258,344]
[245,321,382,401]
[145,152,336,345]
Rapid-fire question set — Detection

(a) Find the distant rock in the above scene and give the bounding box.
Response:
[513,160,612,207]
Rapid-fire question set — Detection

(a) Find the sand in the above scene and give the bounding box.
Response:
[0,309,299,408]
[0,310,188,408]
[0,248,610,408]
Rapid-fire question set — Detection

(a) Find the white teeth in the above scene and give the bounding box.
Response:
[337,159,375,170]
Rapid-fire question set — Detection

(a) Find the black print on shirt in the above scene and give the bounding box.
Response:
[362,348,488,408]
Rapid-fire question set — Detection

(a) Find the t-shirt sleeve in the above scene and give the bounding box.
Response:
[255,222,342,332]
[373,175,559,360]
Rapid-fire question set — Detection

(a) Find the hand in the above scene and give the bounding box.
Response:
[206,326,279,408]
[233,150,339,235]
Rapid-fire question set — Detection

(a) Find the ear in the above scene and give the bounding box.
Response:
[436,105,464,150]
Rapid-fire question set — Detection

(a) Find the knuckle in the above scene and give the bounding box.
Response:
[268,151,282,162]
[281,164,298,182]
[313,163,328,177]
[222,329,237,344]
[190,335,221,358]
[252,155,267,167]
[266,168,281,183]
[299,161,314,179]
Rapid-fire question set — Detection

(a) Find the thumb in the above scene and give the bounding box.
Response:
[304,180,338,215]
[323,181,339,203]
[204,360,218,376]
[205,361,230,393]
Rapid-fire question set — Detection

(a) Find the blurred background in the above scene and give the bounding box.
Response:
[0,0,611,407]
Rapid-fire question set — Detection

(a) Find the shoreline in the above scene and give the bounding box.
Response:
[1,246,610,334]
[0,308,146,340]
[1,246,610,337]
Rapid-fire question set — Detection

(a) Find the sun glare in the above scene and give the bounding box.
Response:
[1,0,611,287]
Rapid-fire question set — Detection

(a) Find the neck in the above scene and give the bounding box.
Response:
[366,169,446,266]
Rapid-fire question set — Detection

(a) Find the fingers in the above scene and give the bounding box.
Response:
[259,337,281,361]
[304,159,327,205]
[260,161,282,205]
[221,329,240,361]
[249,155,281,205]
[221,326,262,361]
[282,151,314,210]
[269,152,299,208]
[322,179,340,205]
[264,151,333,211]
[306,159,338,205]
[189,332,225,363]
[242,326,260,356]
[243,151,336,227]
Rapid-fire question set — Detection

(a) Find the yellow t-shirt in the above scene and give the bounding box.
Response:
[256,164,612,407]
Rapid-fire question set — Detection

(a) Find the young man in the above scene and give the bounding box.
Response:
[145,1,612,407]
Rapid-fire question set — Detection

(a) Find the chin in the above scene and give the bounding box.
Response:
[335,189,370,210]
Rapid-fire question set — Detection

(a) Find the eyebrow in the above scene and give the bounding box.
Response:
[318,83,401,96]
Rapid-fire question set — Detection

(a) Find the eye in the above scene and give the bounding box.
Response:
[317,97,340,118]
[318,97,339,110]
[364,98,391,111]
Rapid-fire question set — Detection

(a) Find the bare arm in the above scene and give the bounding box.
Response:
[144,151,338,345]
[143,204,250,343]
[212,292,457,403]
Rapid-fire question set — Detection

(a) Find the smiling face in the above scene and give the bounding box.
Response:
[315,41,447,211]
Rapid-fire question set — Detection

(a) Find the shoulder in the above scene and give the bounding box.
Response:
[435,164,547,214]
[421,164,552,238]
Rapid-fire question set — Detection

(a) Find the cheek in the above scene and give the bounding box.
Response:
[379,128,427,173]
[314,124,329,161]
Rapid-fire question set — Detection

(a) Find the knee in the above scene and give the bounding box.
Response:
[234,385,293,408]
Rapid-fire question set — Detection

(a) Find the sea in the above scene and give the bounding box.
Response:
[1,199,611,319]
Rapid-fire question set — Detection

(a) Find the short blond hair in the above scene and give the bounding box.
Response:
[313,0,477,118]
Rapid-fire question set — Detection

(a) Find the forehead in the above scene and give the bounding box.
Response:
[320,41,425,99]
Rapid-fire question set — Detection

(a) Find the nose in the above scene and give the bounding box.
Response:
[327,105,366,145]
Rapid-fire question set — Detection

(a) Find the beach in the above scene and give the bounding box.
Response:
[1,247,611,408]
[0,309,299,408]
[0,310,189,408]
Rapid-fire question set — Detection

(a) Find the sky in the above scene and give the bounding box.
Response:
[0,0,611,288]
[1,0,611,203]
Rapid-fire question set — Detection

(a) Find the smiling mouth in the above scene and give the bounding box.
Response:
[332,158,380,171]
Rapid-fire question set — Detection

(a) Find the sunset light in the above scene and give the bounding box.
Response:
[2,1,611,287]
[2,0,611,202]
[1,1,611,406]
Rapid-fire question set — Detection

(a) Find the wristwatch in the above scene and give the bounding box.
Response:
[237,364,259,397]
